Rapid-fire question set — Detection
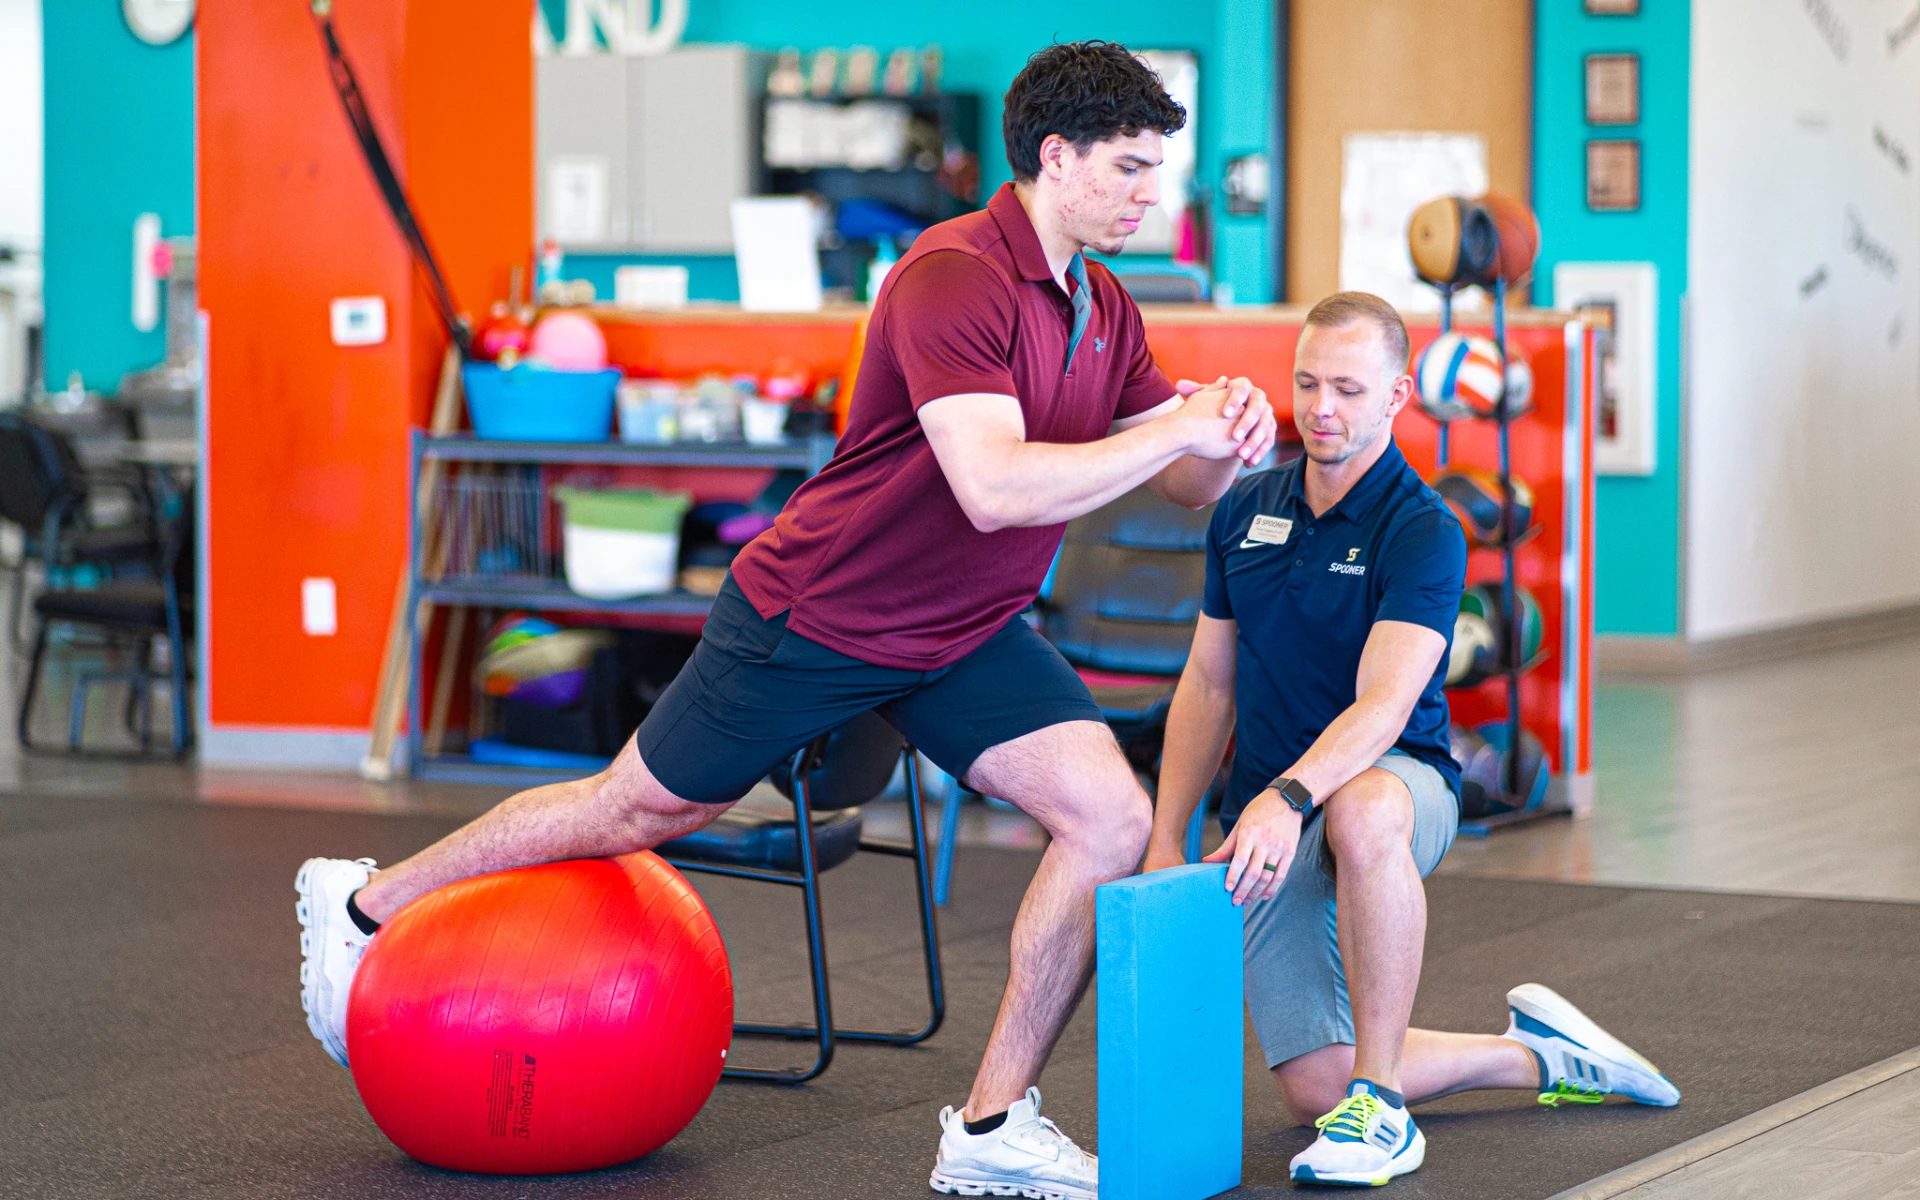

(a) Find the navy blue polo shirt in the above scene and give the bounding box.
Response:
[1202,439,1468,827]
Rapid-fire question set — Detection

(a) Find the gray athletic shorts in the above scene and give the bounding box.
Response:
[1241,750,1459,1069]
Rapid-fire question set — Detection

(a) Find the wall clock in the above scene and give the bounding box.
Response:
[124,0,195,46]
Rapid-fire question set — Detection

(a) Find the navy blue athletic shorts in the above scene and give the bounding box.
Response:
[633,574,1106,803]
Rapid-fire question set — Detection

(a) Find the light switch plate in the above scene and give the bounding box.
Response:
[301,577,338,637]
[329,297,387,346]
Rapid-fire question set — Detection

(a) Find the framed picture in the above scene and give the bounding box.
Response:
[1584,0,1639,13]
[1585,53,1639,125]
[1553,262,1658,475]
[1586,139,1641,211]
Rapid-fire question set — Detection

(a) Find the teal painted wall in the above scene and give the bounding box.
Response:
[538,0,1275,303]
[1533,1,1689,637]
[41,5,196,393]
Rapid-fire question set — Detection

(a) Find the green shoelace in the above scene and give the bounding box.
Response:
[1538,1080,1606,1107]
[1314,1092,1385,1140]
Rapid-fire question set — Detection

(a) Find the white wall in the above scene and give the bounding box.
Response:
[0,0,42,251]
[1687,0,1920,639]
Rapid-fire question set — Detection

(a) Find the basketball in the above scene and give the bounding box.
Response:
[1407,196,1499,288]
[347,853,733,1175]
[1477,192,1541,286]
[1416,332,1505,423]
[1435,468,1535,548]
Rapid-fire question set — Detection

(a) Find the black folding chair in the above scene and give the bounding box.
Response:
[659,711,944,1083]
[17,484,194,758]
[0,414,156,646]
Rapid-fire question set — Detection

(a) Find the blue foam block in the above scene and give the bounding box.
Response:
[1096,863,1242,1200]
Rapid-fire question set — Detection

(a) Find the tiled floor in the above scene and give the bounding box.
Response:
[1600,1058,1920,1200]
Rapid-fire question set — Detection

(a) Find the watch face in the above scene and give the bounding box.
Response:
[124,0,195,46]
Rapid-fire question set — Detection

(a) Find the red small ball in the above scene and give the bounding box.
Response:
[348,853,733,1175]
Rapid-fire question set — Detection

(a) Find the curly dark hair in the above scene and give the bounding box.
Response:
[1002,41,1187,182]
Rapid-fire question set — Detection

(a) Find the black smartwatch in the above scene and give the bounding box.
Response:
[1267,776,1315,817]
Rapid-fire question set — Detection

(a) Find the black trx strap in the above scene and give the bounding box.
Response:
[308,0,473,359]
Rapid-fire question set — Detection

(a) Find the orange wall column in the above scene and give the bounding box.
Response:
[198,0,530,763]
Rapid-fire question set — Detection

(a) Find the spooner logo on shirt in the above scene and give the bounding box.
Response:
[1329,548,1366,576]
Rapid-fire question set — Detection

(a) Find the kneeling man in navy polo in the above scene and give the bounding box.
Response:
[1145,292,1680,1188]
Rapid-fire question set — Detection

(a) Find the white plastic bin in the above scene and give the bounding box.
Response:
[553,488,692,599]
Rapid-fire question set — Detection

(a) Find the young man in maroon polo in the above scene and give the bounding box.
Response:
[297,42,1275,1198]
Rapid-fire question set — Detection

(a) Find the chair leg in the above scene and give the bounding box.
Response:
[722,761,837,1084]
[167,632,190,759]
[5,551,29,650]
[896,748,946,1042]
[16,619,49,748]
[934,772,963,905]
[67,669,91,751]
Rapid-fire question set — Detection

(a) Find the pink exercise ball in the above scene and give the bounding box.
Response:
[527,311,609,371]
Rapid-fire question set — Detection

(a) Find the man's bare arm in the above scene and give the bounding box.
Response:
[1271,619,1447,804]
[1144,614,1239,870]
[1202,619,1448,904]
[918,379,1259,532]
[1118,380,1279,510]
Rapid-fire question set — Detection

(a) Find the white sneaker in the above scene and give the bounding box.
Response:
[1290,1079,1426,1186]
[930,1087,1096,1200]
[1503,982,1681,1107]
[295,856,377,1067]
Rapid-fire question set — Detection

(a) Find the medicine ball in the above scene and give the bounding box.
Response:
[1463,720,1551,812]
[1448,724,1499,818]
[1448,609,1499,688]
[1416,332,1504,423]
[348,853,733,1174]
[1458,583,1545,672]
[1448,723,1487,771]
[1407,196,1500,288]
[1477,192,1542,286]
[1435,469,1535,548]
[1501,352,1536,420]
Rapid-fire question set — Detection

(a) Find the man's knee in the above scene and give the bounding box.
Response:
[1273,1046,1354,1125]
[1323,769,1415,871]
[1055,765,1152,865]
[974,722,1150,863]
[591,743,720,843]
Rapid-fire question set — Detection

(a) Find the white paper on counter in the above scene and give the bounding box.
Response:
[1339,133,1488,313]
[731,197,823,312]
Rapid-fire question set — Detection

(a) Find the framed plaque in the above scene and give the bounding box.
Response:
[1586,140,1641,211]
[1584,0,1639,13]
[1585,53,1639,125]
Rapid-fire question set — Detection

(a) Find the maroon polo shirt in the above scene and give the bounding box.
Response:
[729,183,1176,670]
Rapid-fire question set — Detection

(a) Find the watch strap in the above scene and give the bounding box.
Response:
[1268,776,1314,814]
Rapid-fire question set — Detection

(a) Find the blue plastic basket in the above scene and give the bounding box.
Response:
[462,363,619,442]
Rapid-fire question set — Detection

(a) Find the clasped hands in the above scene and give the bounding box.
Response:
[1174,375,1277,466]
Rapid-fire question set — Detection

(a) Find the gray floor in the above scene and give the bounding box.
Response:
[6,788,1920,1200]
[7,585,1920,1199]
[1545,1043,1920,1200]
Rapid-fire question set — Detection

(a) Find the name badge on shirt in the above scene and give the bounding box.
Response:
[1241,515,1293,548]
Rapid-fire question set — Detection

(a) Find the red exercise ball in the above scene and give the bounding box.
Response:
[347,853,733,1175]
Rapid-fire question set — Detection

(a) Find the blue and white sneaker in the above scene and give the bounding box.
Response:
[1290,1079,1425,1186]
[1503,983,1681,1107]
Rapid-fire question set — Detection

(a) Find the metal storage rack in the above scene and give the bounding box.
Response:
[405,431,835,786]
